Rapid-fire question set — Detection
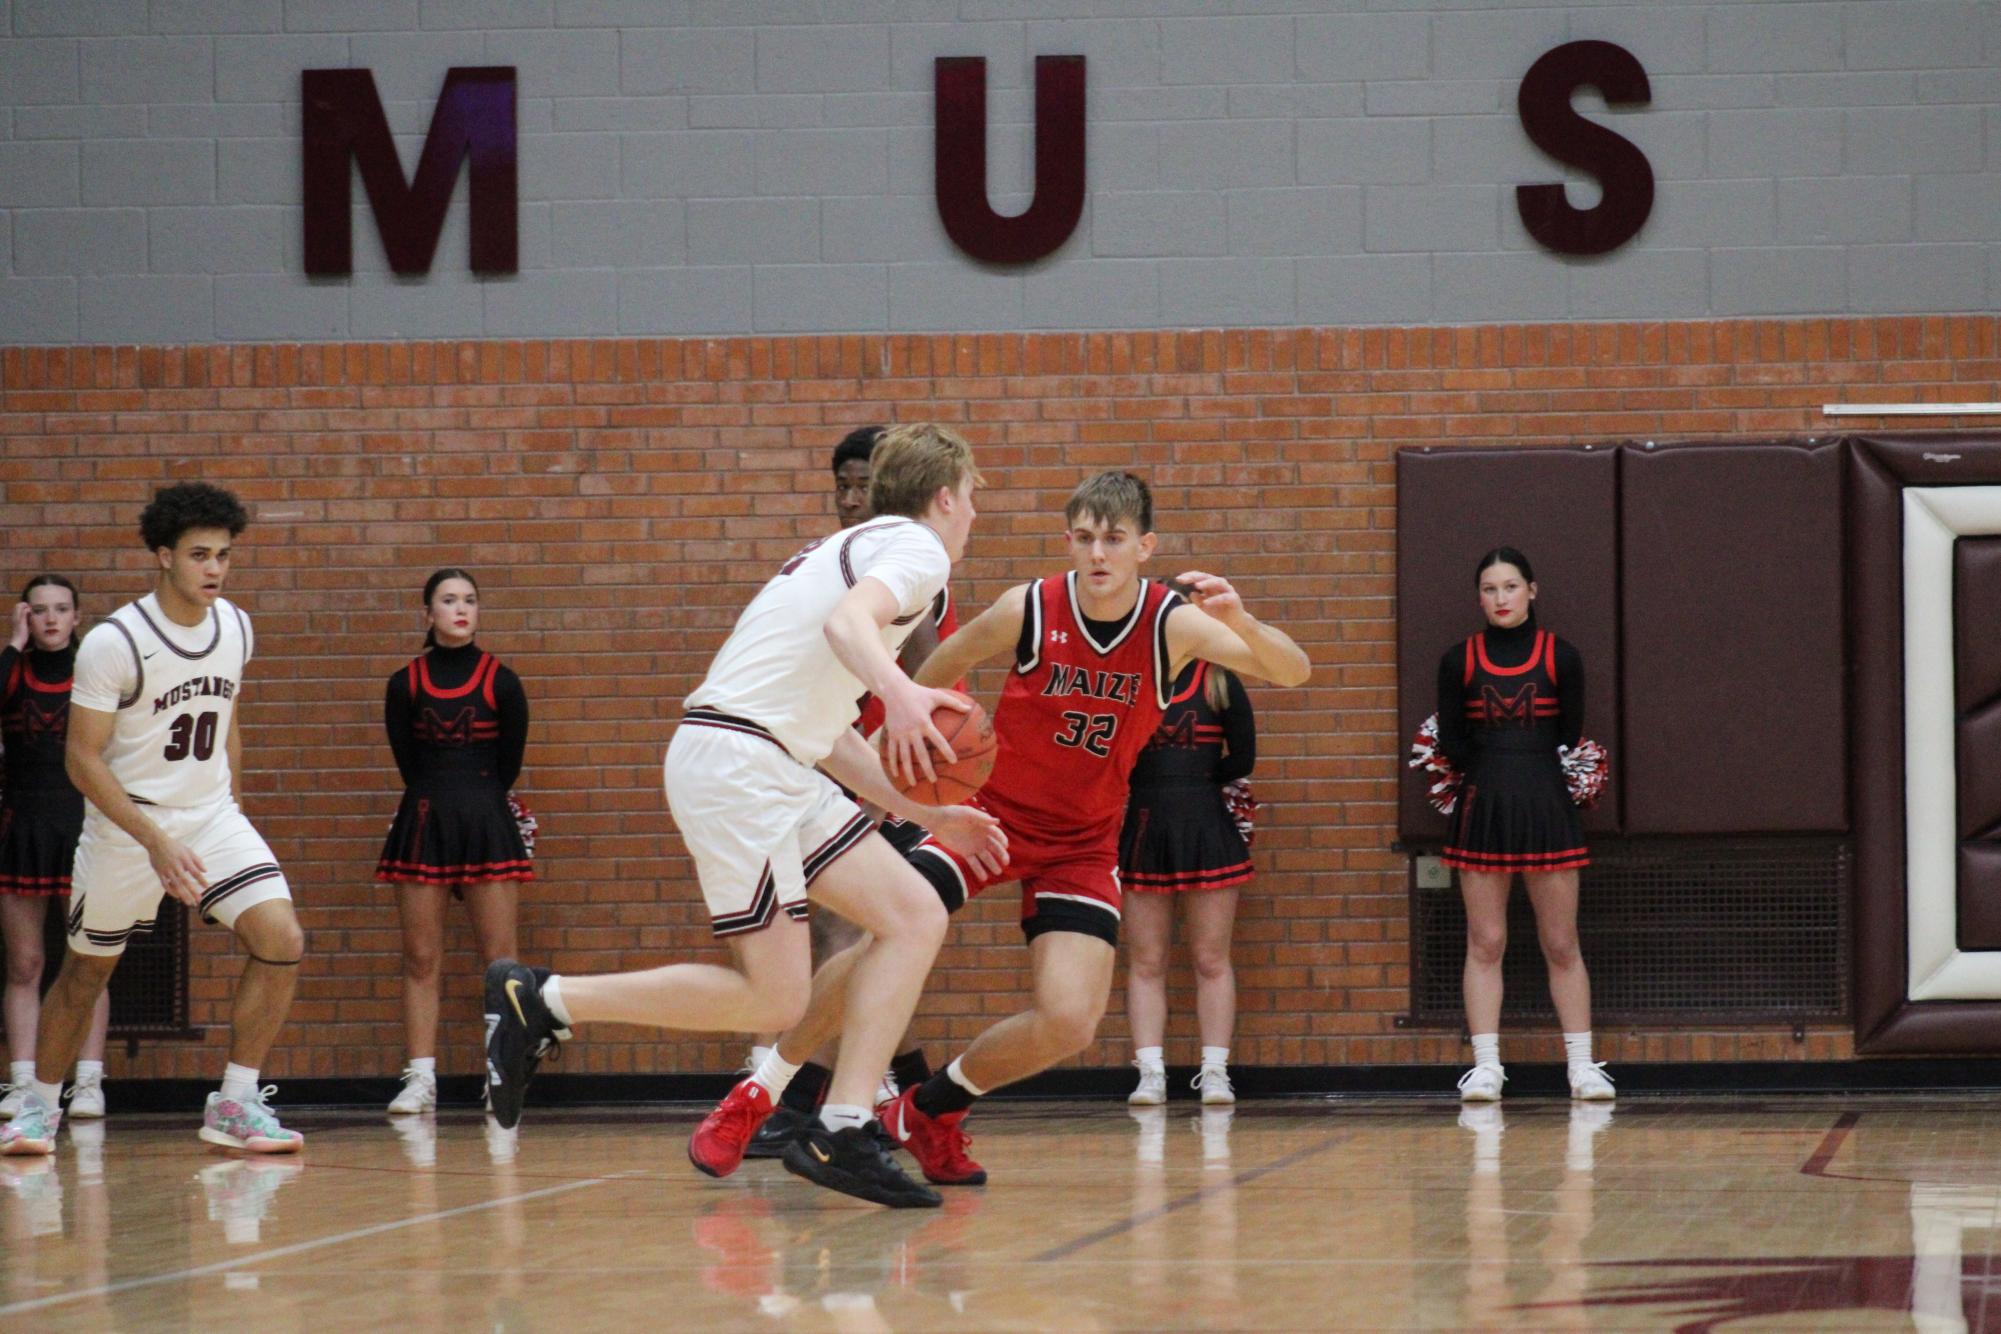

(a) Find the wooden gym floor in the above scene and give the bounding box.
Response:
[2,1094,1997,1331]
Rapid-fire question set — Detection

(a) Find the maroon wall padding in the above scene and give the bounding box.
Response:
[1959,846,2001,949]
[1620,441,1846,833]
[1954,538,2001,716]
[1395,446,1621,841]
[1954,538,2001,948]
[1850,435,2001,1053]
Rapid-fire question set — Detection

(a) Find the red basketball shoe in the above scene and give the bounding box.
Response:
[877,1087,986,1186]
[689,1077,775,1179]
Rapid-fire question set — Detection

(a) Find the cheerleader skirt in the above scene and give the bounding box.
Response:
[0,799,82,896]
[376,784,533,887]
[1443,745,1588,874]
[1119,781,1254,894]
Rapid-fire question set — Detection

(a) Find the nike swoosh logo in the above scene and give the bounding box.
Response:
[142,650,159,660]
[809,1142,830,1164]
[504,978,528,1026]
[895,1100,909,1143]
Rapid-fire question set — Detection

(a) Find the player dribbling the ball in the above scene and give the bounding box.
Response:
[749,471,1311,1189]
[482,424,1007,1209]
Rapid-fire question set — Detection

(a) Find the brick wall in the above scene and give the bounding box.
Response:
[4,314,1993,1083]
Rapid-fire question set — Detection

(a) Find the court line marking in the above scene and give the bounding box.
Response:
[1799,1110,1862,1178]
[0,1169,631,1318]
[1030,1132,1349,1263]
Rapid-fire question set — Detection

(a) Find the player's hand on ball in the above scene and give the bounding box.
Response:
[881,681,969,785]
[148,835,208,906]
[1175,570,1244,623]
[927,803,1009,878]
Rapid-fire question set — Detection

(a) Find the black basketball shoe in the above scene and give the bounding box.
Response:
[781,1123,942,1209]
[483,960,570,1130]
[743,1104,815,1160]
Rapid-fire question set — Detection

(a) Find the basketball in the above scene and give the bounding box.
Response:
[891,694,997,806]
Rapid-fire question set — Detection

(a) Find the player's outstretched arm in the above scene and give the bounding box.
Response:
[911,583,1029,691]
[1165,570,1312,688]
[826,575,972,784]
[819,728,1008,876]
[65,704,208,906]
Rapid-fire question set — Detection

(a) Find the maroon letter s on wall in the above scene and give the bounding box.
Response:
[303,66,518,277]
[935,55,1086,266]
[1516,41,1654,257]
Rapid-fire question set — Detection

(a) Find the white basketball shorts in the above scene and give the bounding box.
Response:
[665,710,872,937]
[68,798,291,956]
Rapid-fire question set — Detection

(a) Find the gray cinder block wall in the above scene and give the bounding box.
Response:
[1,0,1998,343]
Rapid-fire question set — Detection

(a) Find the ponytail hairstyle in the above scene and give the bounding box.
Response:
[1473,546,1536,587]
[1203,662,1233,713]
[421,567,478,649]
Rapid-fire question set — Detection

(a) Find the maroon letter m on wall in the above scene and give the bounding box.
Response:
[303,66,518,276]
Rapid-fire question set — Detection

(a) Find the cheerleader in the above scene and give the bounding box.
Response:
[1122,659,1256,1107]
[1435,548,1612,1103]
[377,570,531,1114]
[0,576,109,1122]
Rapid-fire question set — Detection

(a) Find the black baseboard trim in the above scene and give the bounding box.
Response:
[84,1058,2001,1114]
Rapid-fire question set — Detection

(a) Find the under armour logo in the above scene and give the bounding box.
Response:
[1050,630,1069,644]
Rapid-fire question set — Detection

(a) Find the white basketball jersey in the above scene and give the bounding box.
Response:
[686,516,949,765]
[71,594,252,808]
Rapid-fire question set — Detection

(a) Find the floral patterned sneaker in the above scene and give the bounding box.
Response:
[200,1086,305,1154]
[0,1092,59,1156]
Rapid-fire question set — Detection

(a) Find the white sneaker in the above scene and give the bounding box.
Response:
[1193,1064,1236,1106]
[0,1083,27,1120]
[387,1066,437,1115]
[1456,1063,1506,1102]
[1569,1061,1616,1102]
[1128,1063,1167,1106]
[65,1069,105,1120]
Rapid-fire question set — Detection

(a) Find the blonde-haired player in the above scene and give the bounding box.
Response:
[484,424,1007,1209]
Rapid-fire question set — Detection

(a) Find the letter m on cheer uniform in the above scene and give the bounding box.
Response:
[302,66,517,276]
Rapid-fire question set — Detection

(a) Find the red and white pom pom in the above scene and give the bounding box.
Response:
[1558,738,1610,810]
[1221,778,1259,848]
[1408,713,1465,817]
[507,791,538,859]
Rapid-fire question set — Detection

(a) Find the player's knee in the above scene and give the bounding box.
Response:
[748,983,810,1035]
[57,951,119,996]
[243,913,305,963]
[1040,998,1106,1056]
[882,883,948,948]
[1465,925,1507,966]
[1127,943,1168,981]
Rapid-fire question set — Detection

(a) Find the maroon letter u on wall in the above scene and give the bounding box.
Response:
[935,55,1086,266]
[303,66,518,277]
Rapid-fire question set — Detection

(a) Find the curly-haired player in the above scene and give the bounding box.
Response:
[0,483,306,1157]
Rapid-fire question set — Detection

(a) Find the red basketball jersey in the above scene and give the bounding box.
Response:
[981,573,1182,852]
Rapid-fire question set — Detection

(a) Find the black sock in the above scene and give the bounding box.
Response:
[889,1048,932,1090]
[779,1061,832,1114]
[914,1070,977,1118]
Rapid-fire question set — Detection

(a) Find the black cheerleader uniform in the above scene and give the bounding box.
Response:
[1118,660,1256,893]
[0,643,83,896]
[1434,616,1587,874]
[376,642,532,887]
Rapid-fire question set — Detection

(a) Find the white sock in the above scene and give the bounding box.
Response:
[747,1044,774,1072]
[1200,1046,1229,1068]
[1470,1033,1501,1069]
[74,1060,104,1081]
[220,1063,259,1101]
[1563,1031,1594,1070]
[819,1102,870,1132]
[31,1077,62,1108]
[1134,1045,1164,1071]
[11,1060,34,1087]
[541,974,574,1028]
[945,1055,987,1098]
[409,1057,436,1078]
[750,1050,800,1099]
